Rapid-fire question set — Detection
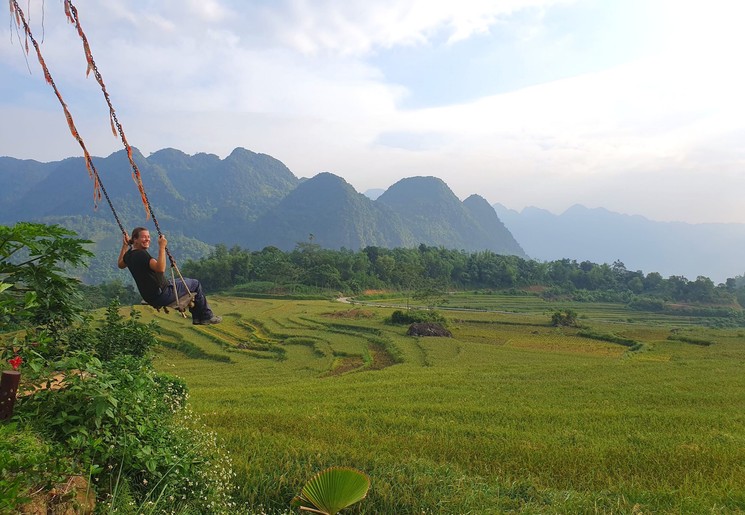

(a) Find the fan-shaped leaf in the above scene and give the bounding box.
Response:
[293,467,370,515]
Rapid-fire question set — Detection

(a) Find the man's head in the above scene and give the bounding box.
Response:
[130,227,151,250]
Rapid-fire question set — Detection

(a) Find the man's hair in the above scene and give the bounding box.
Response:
[129,226,148,245]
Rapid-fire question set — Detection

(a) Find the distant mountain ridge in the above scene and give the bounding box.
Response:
[0,148,525,282]
[5,147,299,243]
[6,146,743,284]
[377,177,525,256]
[245,172,415,250]
[493,203,745,283]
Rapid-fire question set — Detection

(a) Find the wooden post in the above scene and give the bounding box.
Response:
[0,370,21,421]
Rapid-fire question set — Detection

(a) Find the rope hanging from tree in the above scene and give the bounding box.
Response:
[62,0,152,223]
[8,0,126,236]
[9,0,194,313]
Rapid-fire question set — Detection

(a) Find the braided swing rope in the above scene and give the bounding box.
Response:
[9,0,194,311]
[8,0,127,237]
[61,0,193,299]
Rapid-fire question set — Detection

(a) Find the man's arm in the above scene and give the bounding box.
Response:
[117,232,130,269]
[149,234,168,273]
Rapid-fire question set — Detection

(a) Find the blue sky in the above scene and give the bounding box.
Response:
[2,0,744,223]
[371,1,656,108]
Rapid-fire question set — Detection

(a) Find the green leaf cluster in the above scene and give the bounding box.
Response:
[0,422,69,512]
[387,309,446,325]
[550,309,579,327]
[1,222,91,334]
[1,222,238,513]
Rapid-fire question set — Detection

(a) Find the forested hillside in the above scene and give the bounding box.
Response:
[0,148,526,283]
[244,172,416,250]
[378,177,526,256]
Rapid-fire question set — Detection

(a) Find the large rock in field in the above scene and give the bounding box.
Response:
[407,323,452,337]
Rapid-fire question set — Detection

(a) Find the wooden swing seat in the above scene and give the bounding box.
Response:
[141,292,195,317]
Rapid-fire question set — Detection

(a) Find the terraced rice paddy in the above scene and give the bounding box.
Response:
[137,294,745,513]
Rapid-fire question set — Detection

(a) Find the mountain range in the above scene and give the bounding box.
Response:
[0,147,525,282]
[3,146,744,284]
[493,204,745,283]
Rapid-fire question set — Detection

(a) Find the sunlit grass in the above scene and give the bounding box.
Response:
[138,295,745,513]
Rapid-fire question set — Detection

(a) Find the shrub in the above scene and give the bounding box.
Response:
[0,423,70,513]
[2,223,238,513]
[550,309,579,327]
[628,296,666,312]
[93,301,158,361]
[0,223,92,335]
[387,309,446,325]
[16,351,237,513]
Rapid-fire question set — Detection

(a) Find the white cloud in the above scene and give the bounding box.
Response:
[2,0,745,224]
[186,0,232,22]
[260,0,569,55]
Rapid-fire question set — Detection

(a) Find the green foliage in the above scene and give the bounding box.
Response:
[91,301,158,361]
[15,342,236,513]
[77,279,141,309]
[550,309,579,327]
[1,222,237,513]
[176,243,740,314]
[628,295,666,311]
[666,334,714,346]
[182,244,252,292]
[0,423,68,513]
[0,222,92,334]
[576,329,641,348]
[291,467,370,515]
[571,289,631,303]
[388,309,446,325]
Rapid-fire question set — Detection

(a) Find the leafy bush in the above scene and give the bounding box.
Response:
[93,301,158,361]
[1,222,238,513]
[0,223,91,335]
[550,309,579,327]
[387,309,446,325]
[628,296,666,311]
[16,347,236,512]
[77,280,142,309]
[0,423,69,513]
[572,289,632,303]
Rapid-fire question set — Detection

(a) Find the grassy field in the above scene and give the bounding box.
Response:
[139,294,745,514]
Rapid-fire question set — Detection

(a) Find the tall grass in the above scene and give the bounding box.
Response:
[143,295,745,513]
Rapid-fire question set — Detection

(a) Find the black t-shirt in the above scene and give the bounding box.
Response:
[124,248,168,304]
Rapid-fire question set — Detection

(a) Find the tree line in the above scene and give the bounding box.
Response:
[179,242,741,306]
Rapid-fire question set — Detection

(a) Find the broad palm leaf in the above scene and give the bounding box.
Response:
[291,467,370,514]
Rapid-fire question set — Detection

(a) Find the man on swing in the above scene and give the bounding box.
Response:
[118,227,222,325]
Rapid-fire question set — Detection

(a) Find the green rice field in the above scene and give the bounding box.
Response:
[141,294,745,513]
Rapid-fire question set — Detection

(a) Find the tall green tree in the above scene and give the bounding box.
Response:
[1,223,92,335]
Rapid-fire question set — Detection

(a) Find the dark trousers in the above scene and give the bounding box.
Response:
[153,278,214,321]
